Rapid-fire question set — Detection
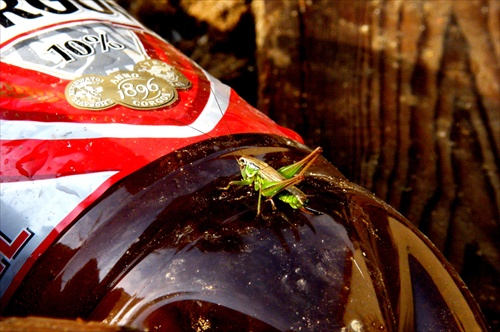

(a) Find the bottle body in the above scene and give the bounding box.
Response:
[3,133,488,331]
[0,1,488,331]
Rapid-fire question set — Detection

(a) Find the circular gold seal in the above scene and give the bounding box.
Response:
[135,59,192,90]
[104,70,178,110]
[65,75,116,110]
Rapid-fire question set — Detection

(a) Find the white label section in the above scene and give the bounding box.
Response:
[0,0,141,44]
[0,170,117,298]
[1,21,148,80]
[0,72,230,140]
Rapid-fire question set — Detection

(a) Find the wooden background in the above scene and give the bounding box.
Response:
[118,0,499,328]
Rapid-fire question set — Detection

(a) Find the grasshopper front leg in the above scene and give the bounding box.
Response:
[219,178,253,191]
[220,176,266,216]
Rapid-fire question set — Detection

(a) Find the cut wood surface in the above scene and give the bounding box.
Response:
[126,0,500,328]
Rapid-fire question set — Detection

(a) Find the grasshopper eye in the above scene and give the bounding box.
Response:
[237,158,246,169]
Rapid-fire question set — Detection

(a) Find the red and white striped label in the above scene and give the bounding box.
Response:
[0,1,301,304]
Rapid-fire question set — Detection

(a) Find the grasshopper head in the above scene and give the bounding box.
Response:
[238,156,260,178]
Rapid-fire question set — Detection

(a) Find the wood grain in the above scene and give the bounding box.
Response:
[253,0,499,327]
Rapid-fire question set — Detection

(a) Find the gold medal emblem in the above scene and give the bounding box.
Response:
[65,75,116,110]
[135,59,192,90]
[104,70,178,110]
[65,59,191,111]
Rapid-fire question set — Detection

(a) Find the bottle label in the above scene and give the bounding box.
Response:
[0,1,301,305]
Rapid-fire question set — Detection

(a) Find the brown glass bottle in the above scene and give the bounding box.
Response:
[3,133,488,331]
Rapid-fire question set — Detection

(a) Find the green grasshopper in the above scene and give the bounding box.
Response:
[221,147,323,216]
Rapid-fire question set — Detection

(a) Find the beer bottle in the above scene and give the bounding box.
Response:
[0,1,488,331]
